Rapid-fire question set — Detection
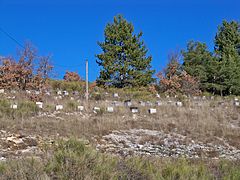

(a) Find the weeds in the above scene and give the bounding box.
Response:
[0,139,239,179]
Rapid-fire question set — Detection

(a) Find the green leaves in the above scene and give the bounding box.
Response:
[182,20,240,96]
[96,14,155,88]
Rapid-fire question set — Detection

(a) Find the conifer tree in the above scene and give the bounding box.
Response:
[182,41,212,91]
[96,15,155,88]
[214,20,240,95]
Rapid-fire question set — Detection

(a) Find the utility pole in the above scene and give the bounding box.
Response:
[86,59,89,102]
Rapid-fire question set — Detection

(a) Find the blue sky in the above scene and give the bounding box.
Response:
[0,0,239,81]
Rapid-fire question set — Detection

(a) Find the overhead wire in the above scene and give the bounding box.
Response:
[0,26,85,69]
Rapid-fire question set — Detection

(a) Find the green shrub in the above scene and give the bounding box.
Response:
[49,80,84,93]
[66,101,78,111]
[0,139,240,179]
[0,99,11,118]
[0,158,46,180]
[45,138,117,179]
[15,101,39,118]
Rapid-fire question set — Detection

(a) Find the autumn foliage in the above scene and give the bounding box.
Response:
[63,71,81,82]
[157,53,201,96]
[0,43,53,91]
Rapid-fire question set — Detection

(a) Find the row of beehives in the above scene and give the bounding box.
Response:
[9,102,157,114]
[0,89,78,96]
[2,88,239,107]
[8,98,240,111]
[1,88,239,102]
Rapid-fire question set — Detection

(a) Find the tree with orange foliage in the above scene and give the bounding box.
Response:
[0,42,53,91]
[63,71,81,82]
[157,52,201,96]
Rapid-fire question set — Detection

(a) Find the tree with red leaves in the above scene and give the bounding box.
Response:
[157,52,201,96]
[63,71,81,82]
[0,42,53,91]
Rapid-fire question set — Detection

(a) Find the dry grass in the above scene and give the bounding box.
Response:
[0,98,239,149]
[0,139,240,180]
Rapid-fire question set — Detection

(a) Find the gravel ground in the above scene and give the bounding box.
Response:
[95,129,240,160]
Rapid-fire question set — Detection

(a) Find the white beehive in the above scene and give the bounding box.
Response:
[113,93,119,98]
[36,102,43,109]
[93,107,101,113]
[77,106,84,111]
[139,101,146,106]
[149,108,157,114]
[176,101,183,107]
[63,91,69,96]
[124,100,132,107]
[0,89,4,94]
[26,90,31,94]
[156,101,162,106]
[10,104,18,109]
[106,106,114,113]
[56,105,63,111]
[130,107,138,113]
[146,101,153,106]
[234,101,240,107]
[10,90,16,94]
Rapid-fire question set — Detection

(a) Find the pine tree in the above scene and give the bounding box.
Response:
[182,41,213,91]
[214,20,240,95]
[96,15,155,88]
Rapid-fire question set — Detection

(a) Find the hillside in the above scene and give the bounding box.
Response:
[0,88,239,179]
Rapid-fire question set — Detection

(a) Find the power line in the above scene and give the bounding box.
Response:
[0,27,24,48]
[0,26,86,68]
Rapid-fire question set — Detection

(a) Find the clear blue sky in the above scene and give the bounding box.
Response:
[1,0,239,81]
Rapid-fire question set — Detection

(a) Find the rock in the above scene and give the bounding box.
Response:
[7,136,24,144]
[95,129,240,160]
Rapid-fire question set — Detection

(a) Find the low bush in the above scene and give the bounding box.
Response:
[1,139,240,180]
[0,100,39,119]
[49,80,84,93]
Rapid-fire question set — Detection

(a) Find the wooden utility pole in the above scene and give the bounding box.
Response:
[86,59,89,102]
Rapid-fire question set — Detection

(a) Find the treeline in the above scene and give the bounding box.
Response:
[96,15,240,96]
[1,15,240,96]
[182,21,240,96]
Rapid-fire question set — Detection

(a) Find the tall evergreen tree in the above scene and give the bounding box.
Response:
[96,15,155,88]
[182,41,213,91]
[214,20,240,95]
